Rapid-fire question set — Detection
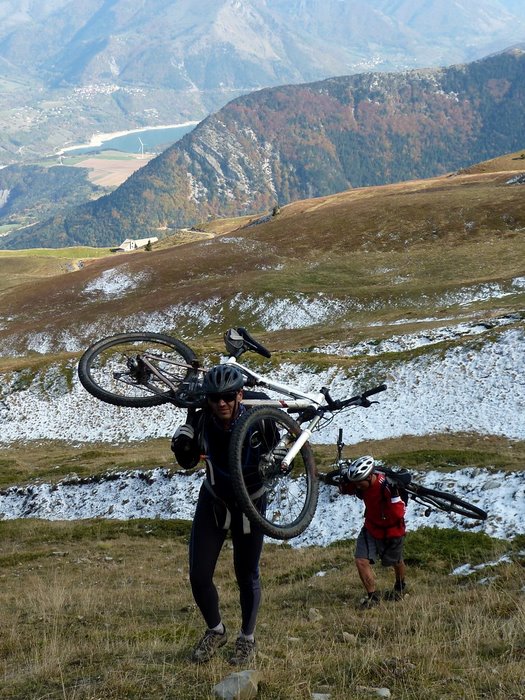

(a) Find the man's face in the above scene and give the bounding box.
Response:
[354,475,373,491]
[207,390,243,425]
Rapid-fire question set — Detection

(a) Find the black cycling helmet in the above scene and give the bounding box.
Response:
[202,364,244,394]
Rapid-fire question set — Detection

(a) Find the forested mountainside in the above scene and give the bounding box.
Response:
[0,164,102,227]
[1,0,525,165]
[3,48,525,249]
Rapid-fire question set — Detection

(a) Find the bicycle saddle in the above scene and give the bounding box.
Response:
[224,327,272,359]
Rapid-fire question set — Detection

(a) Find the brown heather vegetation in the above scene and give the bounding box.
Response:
[0,150,524,357]
[0,517,523,700]
[0,151,523,697]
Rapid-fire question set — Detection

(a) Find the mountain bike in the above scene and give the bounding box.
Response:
[321,434,487,521]
[78,327,387,539]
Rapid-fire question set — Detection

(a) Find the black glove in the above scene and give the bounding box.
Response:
[338,463,352,483]
[171,424,195,454]
[272,446,289,464]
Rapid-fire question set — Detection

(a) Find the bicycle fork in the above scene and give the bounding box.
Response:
[280,414,323,470]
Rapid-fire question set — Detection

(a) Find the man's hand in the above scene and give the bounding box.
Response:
[171,424,195,453]
[272,446,289,464]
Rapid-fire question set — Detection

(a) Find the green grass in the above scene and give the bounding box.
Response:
[382,448,511,471]
[0,246,113,259]
[1,434,523,490]
[0,520,523,699]
[0,439,174,489]
[0,246,116,294]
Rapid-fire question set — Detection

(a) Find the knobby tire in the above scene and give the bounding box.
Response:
[229,406,319,540]
[406,484,487,520]
[78,332,199,408]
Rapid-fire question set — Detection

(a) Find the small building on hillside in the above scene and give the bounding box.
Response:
[116,237,158,252]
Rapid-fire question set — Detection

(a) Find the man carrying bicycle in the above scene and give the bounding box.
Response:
[338,456,407,607]
[171,364,270,665]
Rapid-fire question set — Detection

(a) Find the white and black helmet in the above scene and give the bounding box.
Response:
[203,364,244,394]
[341,455,375,482]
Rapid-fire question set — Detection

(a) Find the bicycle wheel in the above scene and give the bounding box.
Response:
[229,406,319,540]
[407,484,487,520]
[320,468,344,488]
[78,332,203,408]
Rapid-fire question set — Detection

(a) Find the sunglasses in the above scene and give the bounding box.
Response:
[207,392,238,403]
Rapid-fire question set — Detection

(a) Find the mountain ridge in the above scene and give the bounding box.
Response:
[2,0,525,163]
[2,1,525,87]
[4,48,525,249]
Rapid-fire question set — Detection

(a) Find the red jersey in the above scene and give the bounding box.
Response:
[340,472,406,539]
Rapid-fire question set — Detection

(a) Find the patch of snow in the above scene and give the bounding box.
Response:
[451,551,525,577]
[0,468,202,522]
[83,267,150,299]
[0,361,186,443]
[0,329,524,445]
[506,173,525,185]
[0,467,522,548]
[4,272,524,357]
[439,282,514,306]
[318,328,525,445]
[313,315,519,357]
[234,293,351,331]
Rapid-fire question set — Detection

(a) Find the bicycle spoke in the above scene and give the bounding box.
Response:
[229,407,319,539]
[94,344,185,398]
[78,333,200,408]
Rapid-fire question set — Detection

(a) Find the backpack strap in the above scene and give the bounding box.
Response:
[379,474,407,530]
[203,479,266,534]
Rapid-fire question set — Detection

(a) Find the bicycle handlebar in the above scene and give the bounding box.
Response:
[320,383,387,411]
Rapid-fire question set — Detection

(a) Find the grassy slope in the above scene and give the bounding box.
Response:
[0,154,524,353]
[0,520,523,699]
[0,153,524,698]
[0,247,114,292]
[1,433,525,490]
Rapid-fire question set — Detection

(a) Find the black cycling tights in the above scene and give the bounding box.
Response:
[188,486,264,636]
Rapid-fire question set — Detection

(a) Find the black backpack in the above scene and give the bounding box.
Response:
[377,466,411,506]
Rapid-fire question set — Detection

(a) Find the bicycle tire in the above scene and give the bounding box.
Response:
[321,469,344,488]
[78,332,203,408]
[406,484,487,520]
[229,406,319,540]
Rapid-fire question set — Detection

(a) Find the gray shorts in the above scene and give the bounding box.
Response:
[355,527,405,566]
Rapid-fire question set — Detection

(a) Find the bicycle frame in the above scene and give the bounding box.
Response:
[135,329,385,472]
[140,351,324,407]
[224,357,325,406]
[141,351,334,468]
[78,327,389,539]
[226,358,330,468]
